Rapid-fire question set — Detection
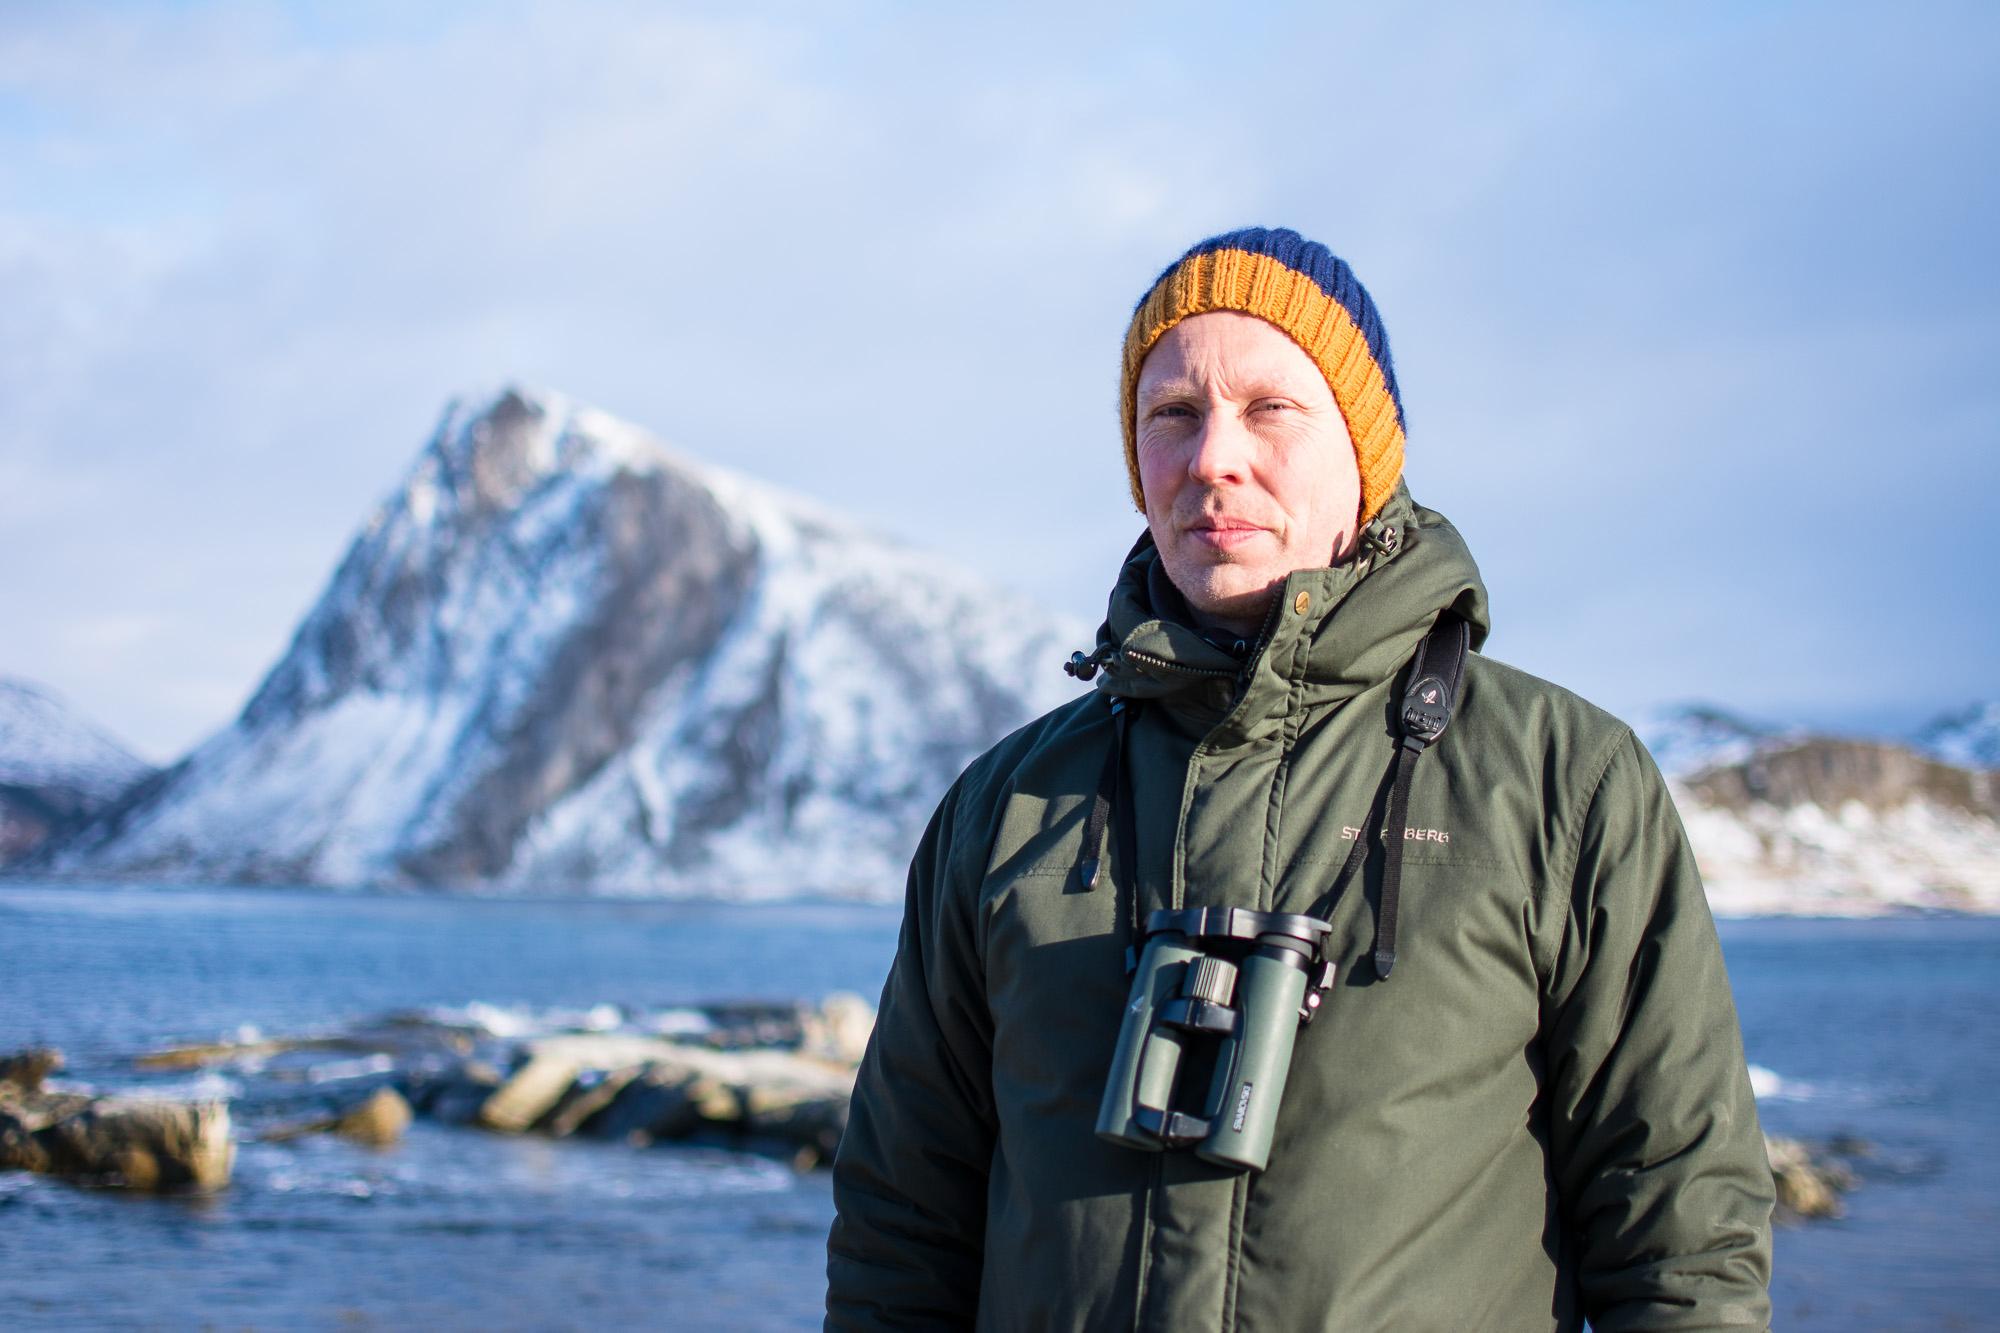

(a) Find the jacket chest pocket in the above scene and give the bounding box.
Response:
[980,867,1135,1121]
[1288,858,1540,1052]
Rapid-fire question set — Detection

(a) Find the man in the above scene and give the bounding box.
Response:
[827,227,1774,1330]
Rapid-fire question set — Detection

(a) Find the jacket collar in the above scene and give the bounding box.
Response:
[1089,483,1491,750]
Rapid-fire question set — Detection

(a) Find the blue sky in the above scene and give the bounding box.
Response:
[2,1,1995,759]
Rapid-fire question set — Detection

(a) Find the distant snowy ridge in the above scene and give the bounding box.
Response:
[36,386,1086,895]
[0,678,155,865]
[1630,703,1797,782]
[1635,700,1999,781]
[0,678,153,799]
[1914,701,2000,771]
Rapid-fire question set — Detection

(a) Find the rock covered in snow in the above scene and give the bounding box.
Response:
[36,386,1086,896]
[1628,706,2000,916]
[1673,738,2000,916]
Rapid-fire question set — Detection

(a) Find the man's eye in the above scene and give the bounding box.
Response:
[1153,404,1196,419]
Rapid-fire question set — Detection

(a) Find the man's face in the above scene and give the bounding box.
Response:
[1135,311,1361,635]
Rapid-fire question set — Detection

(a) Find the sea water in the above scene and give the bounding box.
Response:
[0,883,1994,1330]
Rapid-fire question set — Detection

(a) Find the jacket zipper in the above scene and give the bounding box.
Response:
[1120,649,1238,681]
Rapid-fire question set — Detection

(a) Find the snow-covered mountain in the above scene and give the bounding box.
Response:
[37,387,1086,896]
[0,678,155,864]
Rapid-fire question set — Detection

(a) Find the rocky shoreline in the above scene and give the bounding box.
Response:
[394,996,872,1170]
[2,1000,1858,1226]
[0,1048,233,1190]
[0,993,873,1193]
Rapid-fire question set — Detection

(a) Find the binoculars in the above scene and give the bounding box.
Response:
[1095,906,1335,1172]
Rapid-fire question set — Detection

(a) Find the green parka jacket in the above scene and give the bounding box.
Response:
[827,486,1774,1332]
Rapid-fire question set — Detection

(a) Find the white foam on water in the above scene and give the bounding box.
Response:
[1748,1064,1816,1101]
[0,1172,43,1200]
[638,1008,713,1038]
[448,1000,535,1037]
[304,1053,396,1083]
[422,999,629,1039]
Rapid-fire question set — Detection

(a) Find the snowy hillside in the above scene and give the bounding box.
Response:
[38,387,1086,895]
[0,678,155,864]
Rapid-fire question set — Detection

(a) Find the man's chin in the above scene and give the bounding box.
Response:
[1173,578,1276,632]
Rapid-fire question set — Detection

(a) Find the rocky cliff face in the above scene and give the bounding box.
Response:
[39,387,1086,895]
[0,679,154,865]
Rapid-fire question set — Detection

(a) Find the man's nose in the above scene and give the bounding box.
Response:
[1186,409,1253,485]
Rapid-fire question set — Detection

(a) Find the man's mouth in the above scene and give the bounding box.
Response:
[1185,517,1266,550]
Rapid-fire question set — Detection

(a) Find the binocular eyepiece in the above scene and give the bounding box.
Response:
[1095,906,1335,1172]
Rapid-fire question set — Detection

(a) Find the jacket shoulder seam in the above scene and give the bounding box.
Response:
[1537,725,1633,986]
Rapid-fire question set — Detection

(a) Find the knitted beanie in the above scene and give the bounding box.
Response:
[1120,227,1406,527]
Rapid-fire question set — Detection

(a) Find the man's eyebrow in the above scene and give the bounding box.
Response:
[1136,376,1202,404]
[1138,373,1305,404]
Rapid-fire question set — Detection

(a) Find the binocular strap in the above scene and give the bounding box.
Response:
[1373,610,1472,978]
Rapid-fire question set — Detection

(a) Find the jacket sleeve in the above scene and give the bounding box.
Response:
[826,778,997,1330]
[1541,731,1775,1332]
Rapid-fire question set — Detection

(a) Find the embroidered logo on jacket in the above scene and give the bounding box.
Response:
[1341,825,1451,844]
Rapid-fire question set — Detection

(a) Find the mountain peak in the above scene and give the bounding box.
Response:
[37,389,1085,894]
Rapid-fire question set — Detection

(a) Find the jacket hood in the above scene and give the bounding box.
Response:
[1088,482,1490,748]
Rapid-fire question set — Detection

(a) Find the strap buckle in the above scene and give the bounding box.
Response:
[1298,959,1338,1025]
